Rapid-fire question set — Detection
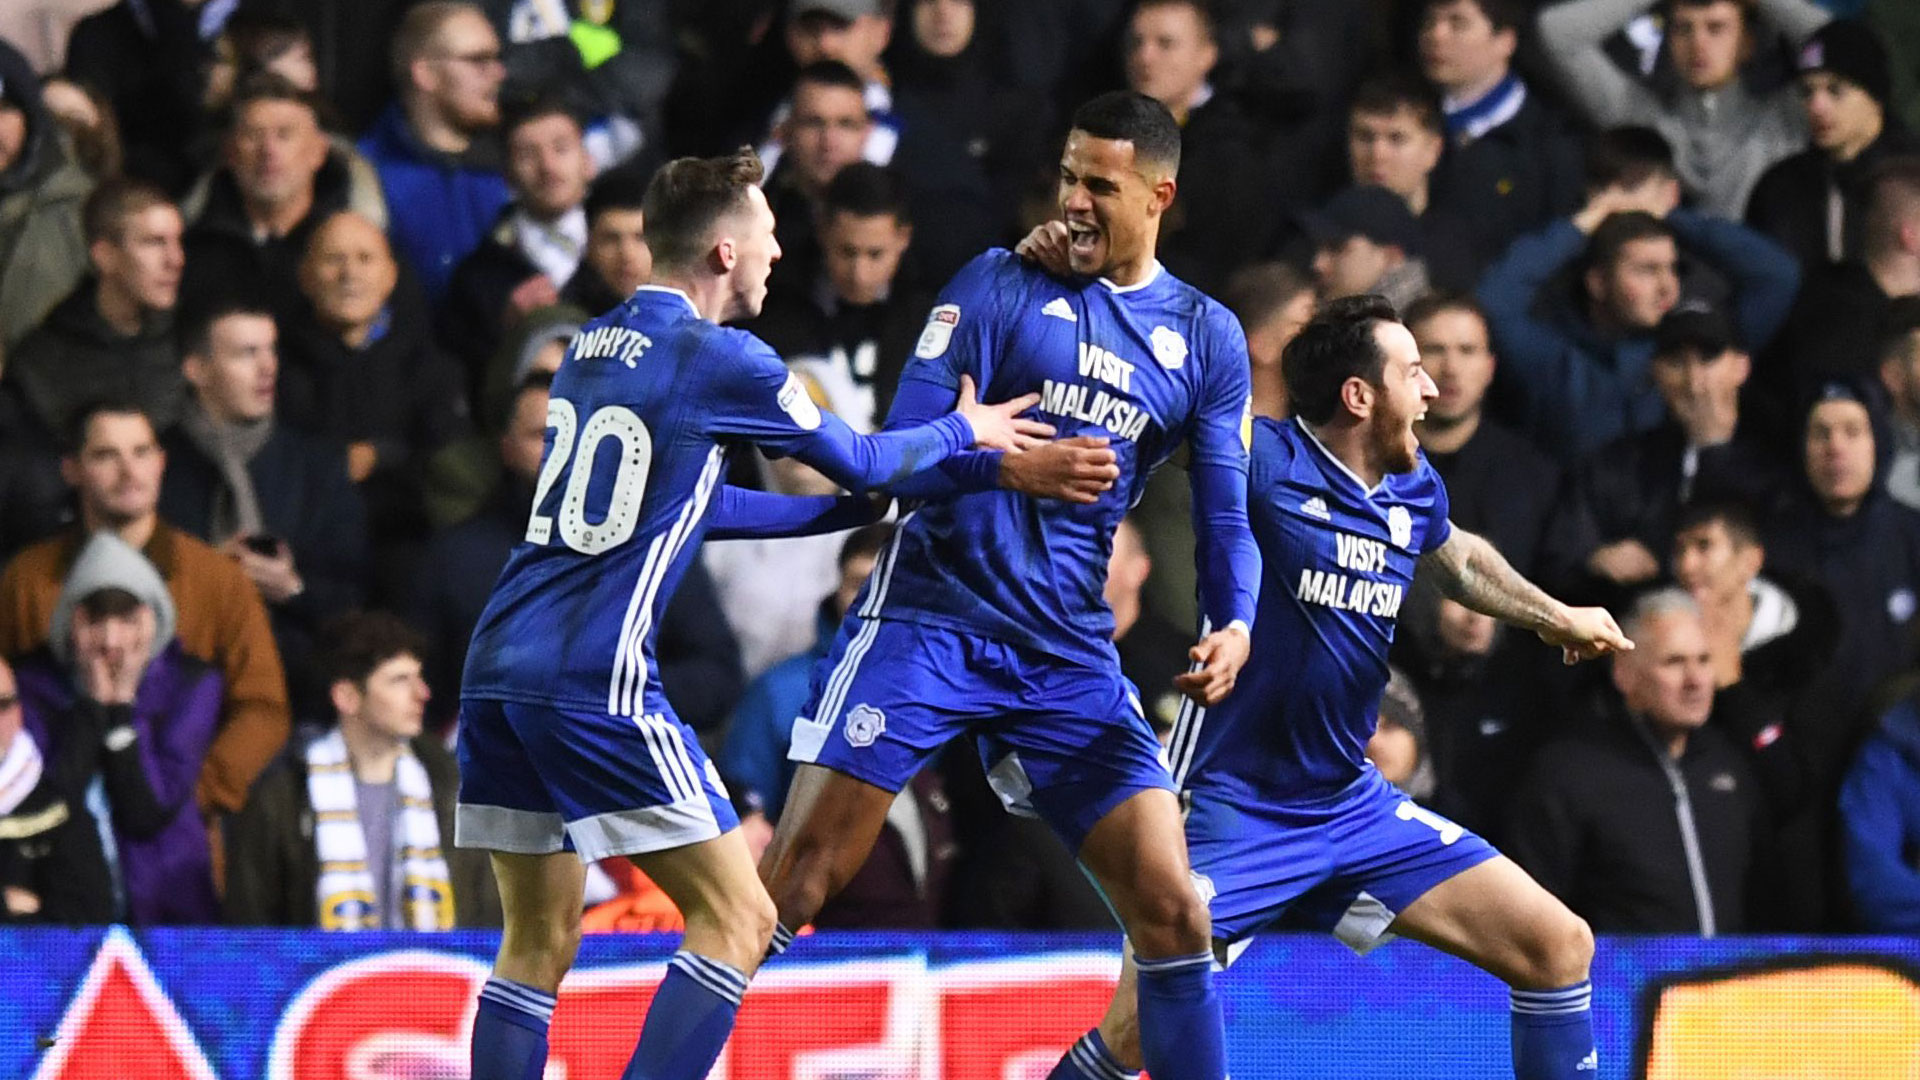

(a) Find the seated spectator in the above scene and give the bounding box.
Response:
[888,0,1049,284]
[1766,156,1920,422]
[1300,185,1431,312]
[1879,297,1920,509]
[1538,0,1831,218]
[763,61,875,295]
[1546,299,1792,599]
[1765,382,1920,771]
[1409,292,1559,578]
[1417,0,1584,274]
[1671,498,1836,928]
[488,0,676,173]
[0,400,289,821]
[357,1,512,306]
[1746,21,1915,269]
[1126,0,1279,294]
[442,99,596,381]
[745,162,925,433]
[280,211,468,568]
[1477,167,1801,462]
[560,165,652,316]
[1508,588,1762,934]
[160,300,368,718]
[1366,668,1437,804]
[0,41,94,354]
[16,532,224,924]
[181,76,388,326]
[63,0,223,194]
[223,612,498,929]
[0,654,115,925]
[202,11,323,113]
[3,177,188,448]
[1342,73,1479,290]
[1840,691,1920,933]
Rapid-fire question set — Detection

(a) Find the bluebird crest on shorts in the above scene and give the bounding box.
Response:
[844,703,887,747]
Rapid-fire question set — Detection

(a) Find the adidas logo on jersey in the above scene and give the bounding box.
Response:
[1576,1050,1598,1071]
[1300,497,1331,521]
[1042,297,1077,322]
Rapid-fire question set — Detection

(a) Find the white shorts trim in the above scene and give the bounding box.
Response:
[566,798,723,862]
[1331,889,1400,955]
[455,803,568,855]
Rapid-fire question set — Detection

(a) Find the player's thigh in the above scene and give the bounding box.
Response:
[633,828,777,975]
[1075,787,1209,954]
[1389,854,1595,989]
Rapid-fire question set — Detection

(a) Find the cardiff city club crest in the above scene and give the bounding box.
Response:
[1387,506,1413,550]
[844,704,887,747]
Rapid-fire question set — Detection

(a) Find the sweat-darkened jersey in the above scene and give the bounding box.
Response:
[1171,416,1453,802]
[463,285,979,717]
[861,249,1259,669]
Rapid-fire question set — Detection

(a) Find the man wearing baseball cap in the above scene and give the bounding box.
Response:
[1300,185,1431,312]
[1746,19,1916,268]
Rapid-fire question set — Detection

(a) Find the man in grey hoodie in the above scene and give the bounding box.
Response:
[1539,0,1830,219]
[13,531,226,924]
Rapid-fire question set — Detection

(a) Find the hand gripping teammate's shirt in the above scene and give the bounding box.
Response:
[1171,416,1453,803]
[868,250,1260,663]
[462,285,988,719]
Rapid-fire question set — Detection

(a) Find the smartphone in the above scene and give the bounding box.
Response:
[244,534,283,556]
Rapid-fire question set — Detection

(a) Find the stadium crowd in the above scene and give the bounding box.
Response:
[0,0,1917,940]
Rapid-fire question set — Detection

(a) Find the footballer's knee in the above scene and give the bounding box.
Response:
[687,887,779,974]
[499,916,582,989]
[763,824,852,926]
[1512,909,1593,989]
[1122,878,1212,958]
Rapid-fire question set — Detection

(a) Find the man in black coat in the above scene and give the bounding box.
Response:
[1746,20,1916,270]
[1418,0,1586,273]
[1508,589,1763,935]
[160,300,368,718]
[181,77,372,328]
[0,655,114,925]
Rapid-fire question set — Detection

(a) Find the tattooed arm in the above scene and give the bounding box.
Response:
[1419,525,1634,664]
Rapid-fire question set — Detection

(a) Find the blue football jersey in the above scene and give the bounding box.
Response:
[864,250,1257,668]
[462,285,971,716]
[1171,416,1453,801]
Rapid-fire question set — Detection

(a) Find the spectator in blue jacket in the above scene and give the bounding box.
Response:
[356,1,512,307]
[1841,692,1920,932]
[1478,151,1801,462]
[718,522,892,819]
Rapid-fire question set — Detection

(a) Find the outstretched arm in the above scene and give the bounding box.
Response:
[704,486,887,540]
[1418,524,1633,663]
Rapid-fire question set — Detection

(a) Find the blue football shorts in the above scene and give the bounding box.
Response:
[455,697,740,862]
[1186,768,1500,963]
[789,614,1173,852]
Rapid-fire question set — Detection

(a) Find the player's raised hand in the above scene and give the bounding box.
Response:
[1014,220,1075,277]
[1174,624,1251,706]
[1538,606,1634,666]
[955,373,1054,451]
[998,436,1119,504]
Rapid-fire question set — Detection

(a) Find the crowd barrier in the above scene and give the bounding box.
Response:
[3,927,1917,1079]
